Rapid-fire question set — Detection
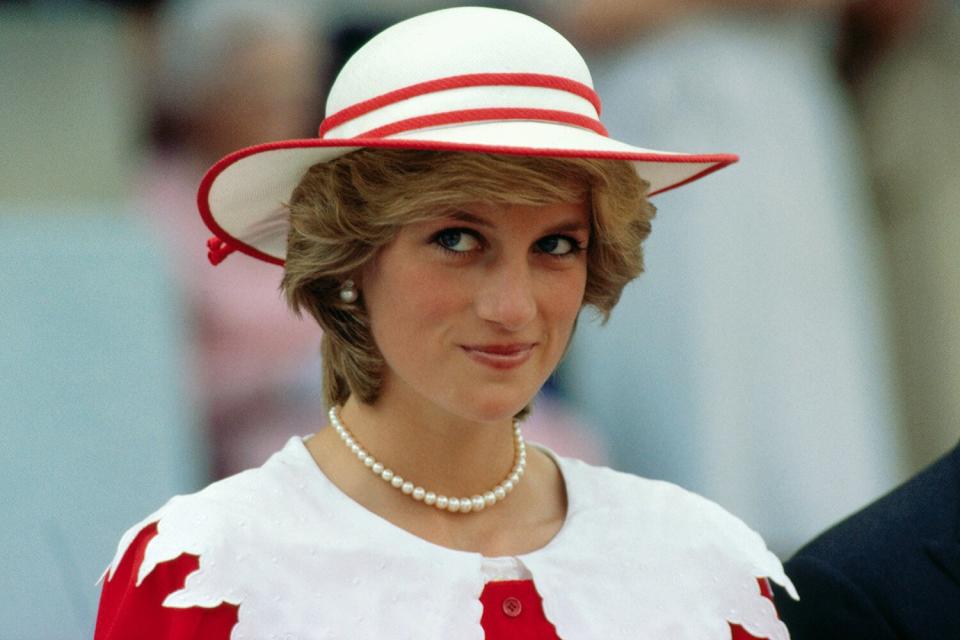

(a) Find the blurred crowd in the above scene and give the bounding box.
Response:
[3,0,959,636]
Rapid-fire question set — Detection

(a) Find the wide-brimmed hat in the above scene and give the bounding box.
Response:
[199,6,737,266]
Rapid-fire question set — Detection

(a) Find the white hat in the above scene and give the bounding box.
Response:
[199,6,737,266]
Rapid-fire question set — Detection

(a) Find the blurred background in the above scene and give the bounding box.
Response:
[2,0,958,637]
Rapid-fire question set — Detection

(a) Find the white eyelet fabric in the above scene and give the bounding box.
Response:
[106,437,796,639]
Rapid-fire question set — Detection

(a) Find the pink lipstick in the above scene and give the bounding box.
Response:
[461,343,535,370]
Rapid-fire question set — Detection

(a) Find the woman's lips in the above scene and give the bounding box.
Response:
[461,343,536,370]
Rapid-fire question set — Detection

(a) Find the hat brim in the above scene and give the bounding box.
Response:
[198,120,738,265]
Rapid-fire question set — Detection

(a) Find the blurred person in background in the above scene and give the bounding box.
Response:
[141,0,328,476]
[540,0,905,556]
[840,0,960,473]
[772,3,960,637]
[95,8,797,638]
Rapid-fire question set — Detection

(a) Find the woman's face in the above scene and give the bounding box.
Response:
[360,200,590,423]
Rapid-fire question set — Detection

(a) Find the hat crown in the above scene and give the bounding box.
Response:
[324,7,595,132]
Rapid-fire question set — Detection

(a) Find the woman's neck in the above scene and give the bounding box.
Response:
[336,395,517,499]
[305,394,567,556]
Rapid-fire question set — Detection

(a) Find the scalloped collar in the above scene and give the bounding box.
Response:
[108,437,796,639]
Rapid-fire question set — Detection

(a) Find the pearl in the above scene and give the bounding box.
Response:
[339,280,358,303]
[328,407,526,516]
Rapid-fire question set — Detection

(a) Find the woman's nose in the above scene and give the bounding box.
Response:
[474,260,537,331]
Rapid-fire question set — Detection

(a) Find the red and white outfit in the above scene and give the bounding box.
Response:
[95,437,795,639]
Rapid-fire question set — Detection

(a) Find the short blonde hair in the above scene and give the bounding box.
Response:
[282,149,654,410]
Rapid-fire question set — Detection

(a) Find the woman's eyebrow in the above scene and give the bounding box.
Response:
[446,212,589,235]
[543,220,591,235]
[447,211,494,228]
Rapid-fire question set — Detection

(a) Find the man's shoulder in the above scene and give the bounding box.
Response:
[790,443,959,568]
[777,444,960,639]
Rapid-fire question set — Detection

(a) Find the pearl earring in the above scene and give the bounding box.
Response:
[339,279,358,303]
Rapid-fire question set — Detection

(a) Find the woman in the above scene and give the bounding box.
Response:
[142,0,328,477]
[95,7,796,639]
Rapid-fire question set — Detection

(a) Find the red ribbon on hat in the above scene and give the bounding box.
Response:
[319,73,604,139]
[358,107,608,138]
[206,236,237,266]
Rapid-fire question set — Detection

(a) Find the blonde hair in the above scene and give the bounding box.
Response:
[282,149,655,410]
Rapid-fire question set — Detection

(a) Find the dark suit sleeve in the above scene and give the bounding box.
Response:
[774,555,898,640]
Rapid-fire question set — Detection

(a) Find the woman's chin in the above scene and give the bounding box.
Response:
[444,394,535,425]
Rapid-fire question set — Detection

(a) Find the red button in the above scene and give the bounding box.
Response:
[502,596,522,617]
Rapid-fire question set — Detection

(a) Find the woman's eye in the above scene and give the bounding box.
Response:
[536,235,578,256]
[435,229,480,253]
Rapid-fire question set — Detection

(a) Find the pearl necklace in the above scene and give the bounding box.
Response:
[328,407,527,514]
